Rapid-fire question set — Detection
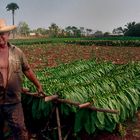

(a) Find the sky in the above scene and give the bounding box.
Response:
[1,0,140,33]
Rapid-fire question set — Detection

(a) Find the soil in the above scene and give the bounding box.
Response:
[22,44,140,69]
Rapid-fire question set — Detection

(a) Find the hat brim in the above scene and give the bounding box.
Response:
[0,25,16,33]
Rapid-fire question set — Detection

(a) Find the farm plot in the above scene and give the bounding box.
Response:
[18,43,140,139]
[19,43,140,69]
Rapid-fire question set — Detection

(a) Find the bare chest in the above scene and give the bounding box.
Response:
[0,49,8,69]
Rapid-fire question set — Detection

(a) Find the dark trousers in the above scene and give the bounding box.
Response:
[0,103,28,140]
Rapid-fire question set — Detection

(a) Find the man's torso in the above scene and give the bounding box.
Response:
[0,46,8,87]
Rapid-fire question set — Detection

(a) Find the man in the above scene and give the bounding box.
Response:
[0,19,44,140]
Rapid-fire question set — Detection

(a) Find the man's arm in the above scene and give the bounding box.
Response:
[23,68,43,93]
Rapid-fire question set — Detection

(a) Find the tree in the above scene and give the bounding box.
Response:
[35,28,48,36]
[124,21,136,33]
[86,28,93,36]
[103,32,110,37]
[65,26,82,37]
[65,26,73,37]
[94,30,103,37]
[48,23,60,37]
[79,27,85,37]
[124,23,140,37]
[71,26,81,37]
[17,21,30,36]
[112,27,124,35]
[6,3,19,26]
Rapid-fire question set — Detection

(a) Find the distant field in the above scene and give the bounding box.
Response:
[16,43,140,70]
[9,37,140,49]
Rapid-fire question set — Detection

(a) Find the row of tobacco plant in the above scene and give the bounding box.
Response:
[10,37,140,47]
[22,59,140,138]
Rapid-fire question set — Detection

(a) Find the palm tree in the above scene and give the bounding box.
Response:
[86,28,93,36]
[124,21,136,33]
[48,23,60,37]
[6,3,19,25]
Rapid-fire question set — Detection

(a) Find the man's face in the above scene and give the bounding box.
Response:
[0,32,10,46]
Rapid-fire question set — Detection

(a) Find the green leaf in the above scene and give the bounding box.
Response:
[84,111,96,134]
[74,109,87,133]
[104,116,116,132]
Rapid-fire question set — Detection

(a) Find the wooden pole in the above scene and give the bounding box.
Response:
[22,91,119,114]
[56,107,62,140]
[79,102,91,108]
[57,99,119,114]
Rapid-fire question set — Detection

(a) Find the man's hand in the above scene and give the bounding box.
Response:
[37,91,46,98]
[36,86,46,97]
[21,87,30,93]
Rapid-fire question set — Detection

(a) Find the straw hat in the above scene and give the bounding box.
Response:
[0,19,16,33]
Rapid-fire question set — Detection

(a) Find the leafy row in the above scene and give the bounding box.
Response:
[22,59,140,136]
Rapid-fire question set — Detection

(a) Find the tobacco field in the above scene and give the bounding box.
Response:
[6,38,140,139]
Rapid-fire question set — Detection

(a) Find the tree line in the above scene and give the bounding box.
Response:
[6,2,140,38]
[112,21,140,37]
[16,22,95,38]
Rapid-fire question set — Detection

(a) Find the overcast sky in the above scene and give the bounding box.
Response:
[1,0,140,33]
